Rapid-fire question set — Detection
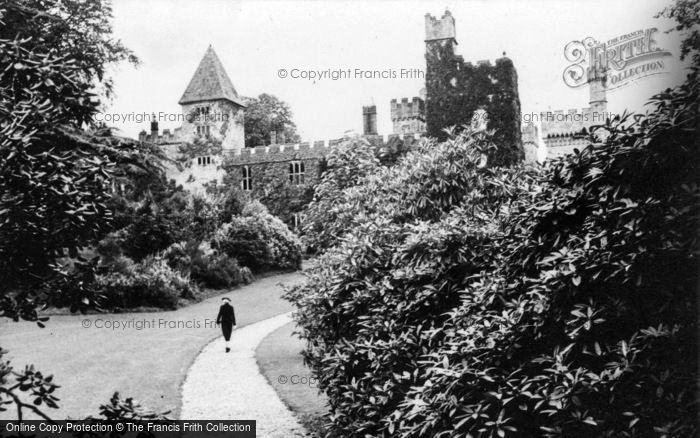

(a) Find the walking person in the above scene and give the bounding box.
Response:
[216,297,237,352]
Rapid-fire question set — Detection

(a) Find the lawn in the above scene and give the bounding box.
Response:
[0,271,304,420]
[256,321,328,436]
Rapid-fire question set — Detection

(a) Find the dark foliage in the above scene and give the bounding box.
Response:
[213,202,302,273]
[425,39,523,166]
[288,73,699,437]
[0,0,171,423]
[0,0,161,321]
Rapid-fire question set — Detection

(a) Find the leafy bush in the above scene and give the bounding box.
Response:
[96,256,198,310]
[287,129,535,437]
[301,138,382,252]
[162,240,253,289]
[218,187,248,223]
[192,253,253,289]
[90,392,173,422]
[213,202,302,272]
[109,186,228,262]
[301,130,497,253]
[287,74,699,437]
[161,241,193,273]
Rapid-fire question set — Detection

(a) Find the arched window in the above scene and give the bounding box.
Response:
[288,160,305,185]
[241,166,252,191]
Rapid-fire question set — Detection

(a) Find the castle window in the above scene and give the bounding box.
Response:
[195,106,211,120]
[241,166,252,191]
[196,125,211,137]
[288,161,305,185]
[196,156,212,166]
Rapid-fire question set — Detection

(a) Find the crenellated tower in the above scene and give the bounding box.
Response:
[424,10,523,165]
[424,10,456,44]
[390,97,426,135]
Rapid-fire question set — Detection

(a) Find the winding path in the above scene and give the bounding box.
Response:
[181,312,308,437]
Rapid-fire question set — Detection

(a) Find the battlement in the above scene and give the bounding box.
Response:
[425,10,456,42]
[139,127,182,144]
[460,57,512,70]
[537,105,612,138]
[390,97,425,121]
[223,132,424,165]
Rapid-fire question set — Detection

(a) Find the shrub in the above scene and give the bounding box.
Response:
[96,256,198,310]
[301,138,381,252]
[218,187,248,223]
[191,253,253,289]
[95,228,129,263]
[161,241,192,273]
[161,240,254,289]
[118,202,180,261]
[113,192,225,262]
[287,130,536,438]
[213,203,302,272]
[287,75,699,437]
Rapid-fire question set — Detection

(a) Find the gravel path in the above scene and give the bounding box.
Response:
[181,312,308,437]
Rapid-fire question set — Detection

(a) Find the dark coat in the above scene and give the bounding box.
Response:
[216,303,236,326]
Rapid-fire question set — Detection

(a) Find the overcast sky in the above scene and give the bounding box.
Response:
[105,0,688,141]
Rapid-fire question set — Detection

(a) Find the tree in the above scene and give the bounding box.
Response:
[0,0,168,422]
[244,93,301,147]
[0,0,165,319]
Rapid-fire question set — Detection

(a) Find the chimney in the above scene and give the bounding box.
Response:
[362,105,377,135]
[150,115,158,143]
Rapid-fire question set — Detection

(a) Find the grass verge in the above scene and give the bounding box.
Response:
[256,321,328,436]
[0,271,304,420]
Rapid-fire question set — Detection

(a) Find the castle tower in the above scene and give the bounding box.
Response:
[587,65,608,117]
[150,118,158,143]
[362,105,377,135]
[390,97,426,135]
[424,10,523,165]
[178,45,247,150]
[424,10,456,45]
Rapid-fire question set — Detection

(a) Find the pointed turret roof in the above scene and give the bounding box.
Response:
[179,45,246,107]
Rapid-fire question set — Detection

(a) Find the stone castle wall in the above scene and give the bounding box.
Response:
[223,133,422,224]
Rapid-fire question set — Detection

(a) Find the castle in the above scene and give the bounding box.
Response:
[522,66,609,161]
[141,11,523,226]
